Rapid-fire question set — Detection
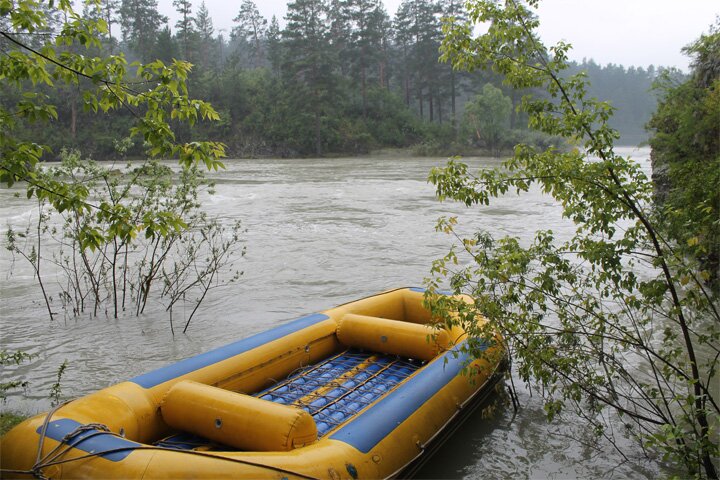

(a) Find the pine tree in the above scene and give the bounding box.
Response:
[118,0,168,62]
[326,0,352,75]
[393,0,442,118]
[283,0,337,155]
[368,3,391,89]
[152,24,178,63]
[233,0,267,68]
[439,0,469,129]
[266,16,283,75]
[347,0,390,116]
[172,0,194,60]
[104,0,121,51]
[393,1,414,107]
[194,1,217,71]
[414,0,442,121]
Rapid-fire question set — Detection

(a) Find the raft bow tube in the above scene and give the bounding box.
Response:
[0,287,506,479]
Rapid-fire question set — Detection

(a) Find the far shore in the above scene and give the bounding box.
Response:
[39,140,649,164]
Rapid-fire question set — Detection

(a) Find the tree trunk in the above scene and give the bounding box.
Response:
[418,89,424,118]
[361,67,367,118]
[438,94,442,124]
[451,69,457,132]
[70,96,77,139]
[429,88,434,122]
[404,74,410,106]
[314,108,322,156]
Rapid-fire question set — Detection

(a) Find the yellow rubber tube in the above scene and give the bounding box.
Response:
[336,314,451,361]
[161,380,317,451]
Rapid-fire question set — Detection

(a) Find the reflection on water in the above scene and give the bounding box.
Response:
[0,147,663,478]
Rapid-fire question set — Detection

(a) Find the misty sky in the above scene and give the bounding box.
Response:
[158,0,718,71]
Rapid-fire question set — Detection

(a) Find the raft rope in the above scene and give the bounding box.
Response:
[258,349,366,400]
[263,351,421,410]
[304,357,395,416]
[0,400,75,479]
[0,401,321,480]
[261,351,421,436]
[309,357,420,432]
[155,433,215,449]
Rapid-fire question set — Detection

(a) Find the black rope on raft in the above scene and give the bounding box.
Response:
[32,399,76,479]
[1,403,321,480]
[14,443,323,480]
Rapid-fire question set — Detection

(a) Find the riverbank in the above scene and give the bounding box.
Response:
[37,137,652,164]
[0,411,26,436]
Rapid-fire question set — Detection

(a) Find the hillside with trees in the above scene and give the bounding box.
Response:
[1,0,664,158]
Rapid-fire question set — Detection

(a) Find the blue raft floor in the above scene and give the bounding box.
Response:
[257,350,423,436]
[155,349,423,450]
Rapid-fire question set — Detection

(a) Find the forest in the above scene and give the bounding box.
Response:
[1,0,666,158]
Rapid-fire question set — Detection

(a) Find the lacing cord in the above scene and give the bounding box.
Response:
[0,400,75,479]
[0,401,320,480]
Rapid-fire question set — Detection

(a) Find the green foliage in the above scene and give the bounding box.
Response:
[49,360,68,407]
[0,0,244,426]
[648,22,720,293]
[0,351,34,401]
[462,83,512,153]
[431,1,719,477]
[0,411,28,436]
[5,150,245,324]
[1,0,226,282]
[0,0,658,158]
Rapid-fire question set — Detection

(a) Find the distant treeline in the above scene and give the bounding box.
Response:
[1,0,673,158]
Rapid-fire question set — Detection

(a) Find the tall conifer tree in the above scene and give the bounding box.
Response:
[233,0,268,68]
[347,0,390,116]
[119,0,168,61]
[266,16,283,75]
[194,1,217,70]
[283,0,337,155]
[172,0,194,60]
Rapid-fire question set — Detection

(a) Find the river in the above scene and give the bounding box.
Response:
[0,146,665,478]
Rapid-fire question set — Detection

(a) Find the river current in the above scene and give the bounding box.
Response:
[0,147,665,478]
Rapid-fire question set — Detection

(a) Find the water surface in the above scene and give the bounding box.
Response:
[0,147,663,478]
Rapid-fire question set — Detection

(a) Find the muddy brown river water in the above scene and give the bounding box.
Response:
[0,147,668,478]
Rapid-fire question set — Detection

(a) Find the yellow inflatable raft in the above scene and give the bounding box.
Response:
[1,287,506,479]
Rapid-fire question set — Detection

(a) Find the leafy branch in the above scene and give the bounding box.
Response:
[431,1,719,477]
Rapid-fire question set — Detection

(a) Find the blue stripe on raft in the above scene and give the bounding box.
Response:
[130,313,330,388]
[37,419,139,462]
[409,287,454,295]
[330,342,482,453]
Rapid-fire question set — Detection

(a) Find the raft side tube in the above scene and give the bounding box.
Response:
[131,313,334,390]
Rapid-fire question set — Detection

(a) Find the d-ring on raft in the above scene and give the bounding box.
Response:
[1,287,507,479]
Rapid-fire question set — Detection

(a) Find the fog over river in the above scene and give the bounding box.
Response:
[0,147,669,478]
